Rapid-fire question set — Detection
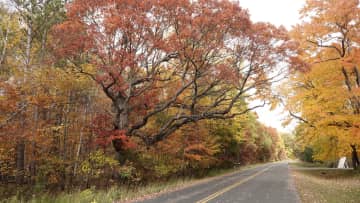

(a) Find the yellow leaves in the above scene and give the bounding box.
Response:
[287,13,360,160]
[184,153,202,162]
[281,118,292,127]
[185,144,215,158]
[48,173,60,184]
[80,63,96,76]
[0,10,21,57]
[80,150,119,177]
[150,121,222,170]
[269,96,280,111]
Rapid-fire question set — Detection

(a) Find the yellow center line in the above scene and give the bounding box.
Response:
[195,166,272,203]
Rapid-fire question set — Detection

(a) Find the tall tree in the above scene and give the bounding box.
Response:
[0,5,21,73]
[285,0,360,161]
[53,0,295,156]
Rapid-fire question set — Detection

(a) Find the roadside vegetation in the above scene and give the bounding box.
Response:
[291,167,360,203]
[3,179,193,203]
[289,161,326,168]
[2,164,263,203]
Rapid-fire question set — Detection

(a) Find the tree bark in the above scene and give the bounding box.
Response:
[354,66,360,87]
[113,98,129,131]
[351,145,360,170]
[25,24,32,72]
[0,19,9,67]
[30,105,39,183]
[112,98,129,163]
[73,99,89,176]
[342,67,352,91]
[15,140,25,185]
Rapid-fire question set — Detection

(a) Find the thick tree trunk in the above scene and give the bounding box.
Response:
[113,102,129,131]
[351,145,360,170]
[113,113,128,164]
[112,98,129,163]
[342,67,360,114]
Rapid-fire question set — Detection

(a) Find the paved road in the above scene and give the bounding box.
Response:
[135,162,299,203]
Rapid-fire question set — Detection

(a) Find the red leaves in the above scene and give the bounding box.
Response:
[91,114,112,148]
[51,20,92,59]
[214,63,239,84]
[92,114,136,150]
[110,130,137,151]
[52,0,295,148]
[95,130,137,151]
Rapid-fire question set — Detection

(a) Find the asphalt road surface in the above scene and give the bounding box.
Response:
[135,162,299,203]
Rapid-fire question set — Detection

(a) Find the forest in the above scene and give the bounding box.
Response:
[0,0,359,202]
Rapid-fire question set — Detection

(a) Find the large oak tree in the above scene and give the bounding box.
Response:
[53,0,295,154]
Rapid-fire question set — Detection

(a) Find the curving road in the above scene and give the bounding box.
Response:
[135,162,299,203]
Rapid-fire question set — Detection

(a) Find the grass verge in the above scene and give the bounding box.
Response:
[4,179,192,203]
[291,167,360,203]
[2,163,265,203]
[288,161,327,168]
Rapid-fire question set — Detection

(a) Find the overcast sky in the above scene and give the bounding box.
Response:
[240,0,305,29]
[239,0,305,133]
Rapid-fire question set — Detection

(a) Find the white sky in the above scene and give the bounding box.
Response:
[240,0,305,29]
[240,0,305,133]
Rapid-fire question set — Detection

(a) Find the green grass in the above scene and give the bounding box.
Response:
[288,161,327,168]
[291,168,360,203]
[3,179,193,203]
[2,163,265,203]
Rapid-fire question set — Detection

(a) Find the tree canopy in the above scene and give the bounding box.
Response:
[53,0,295,152]
[284,0,360,161]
